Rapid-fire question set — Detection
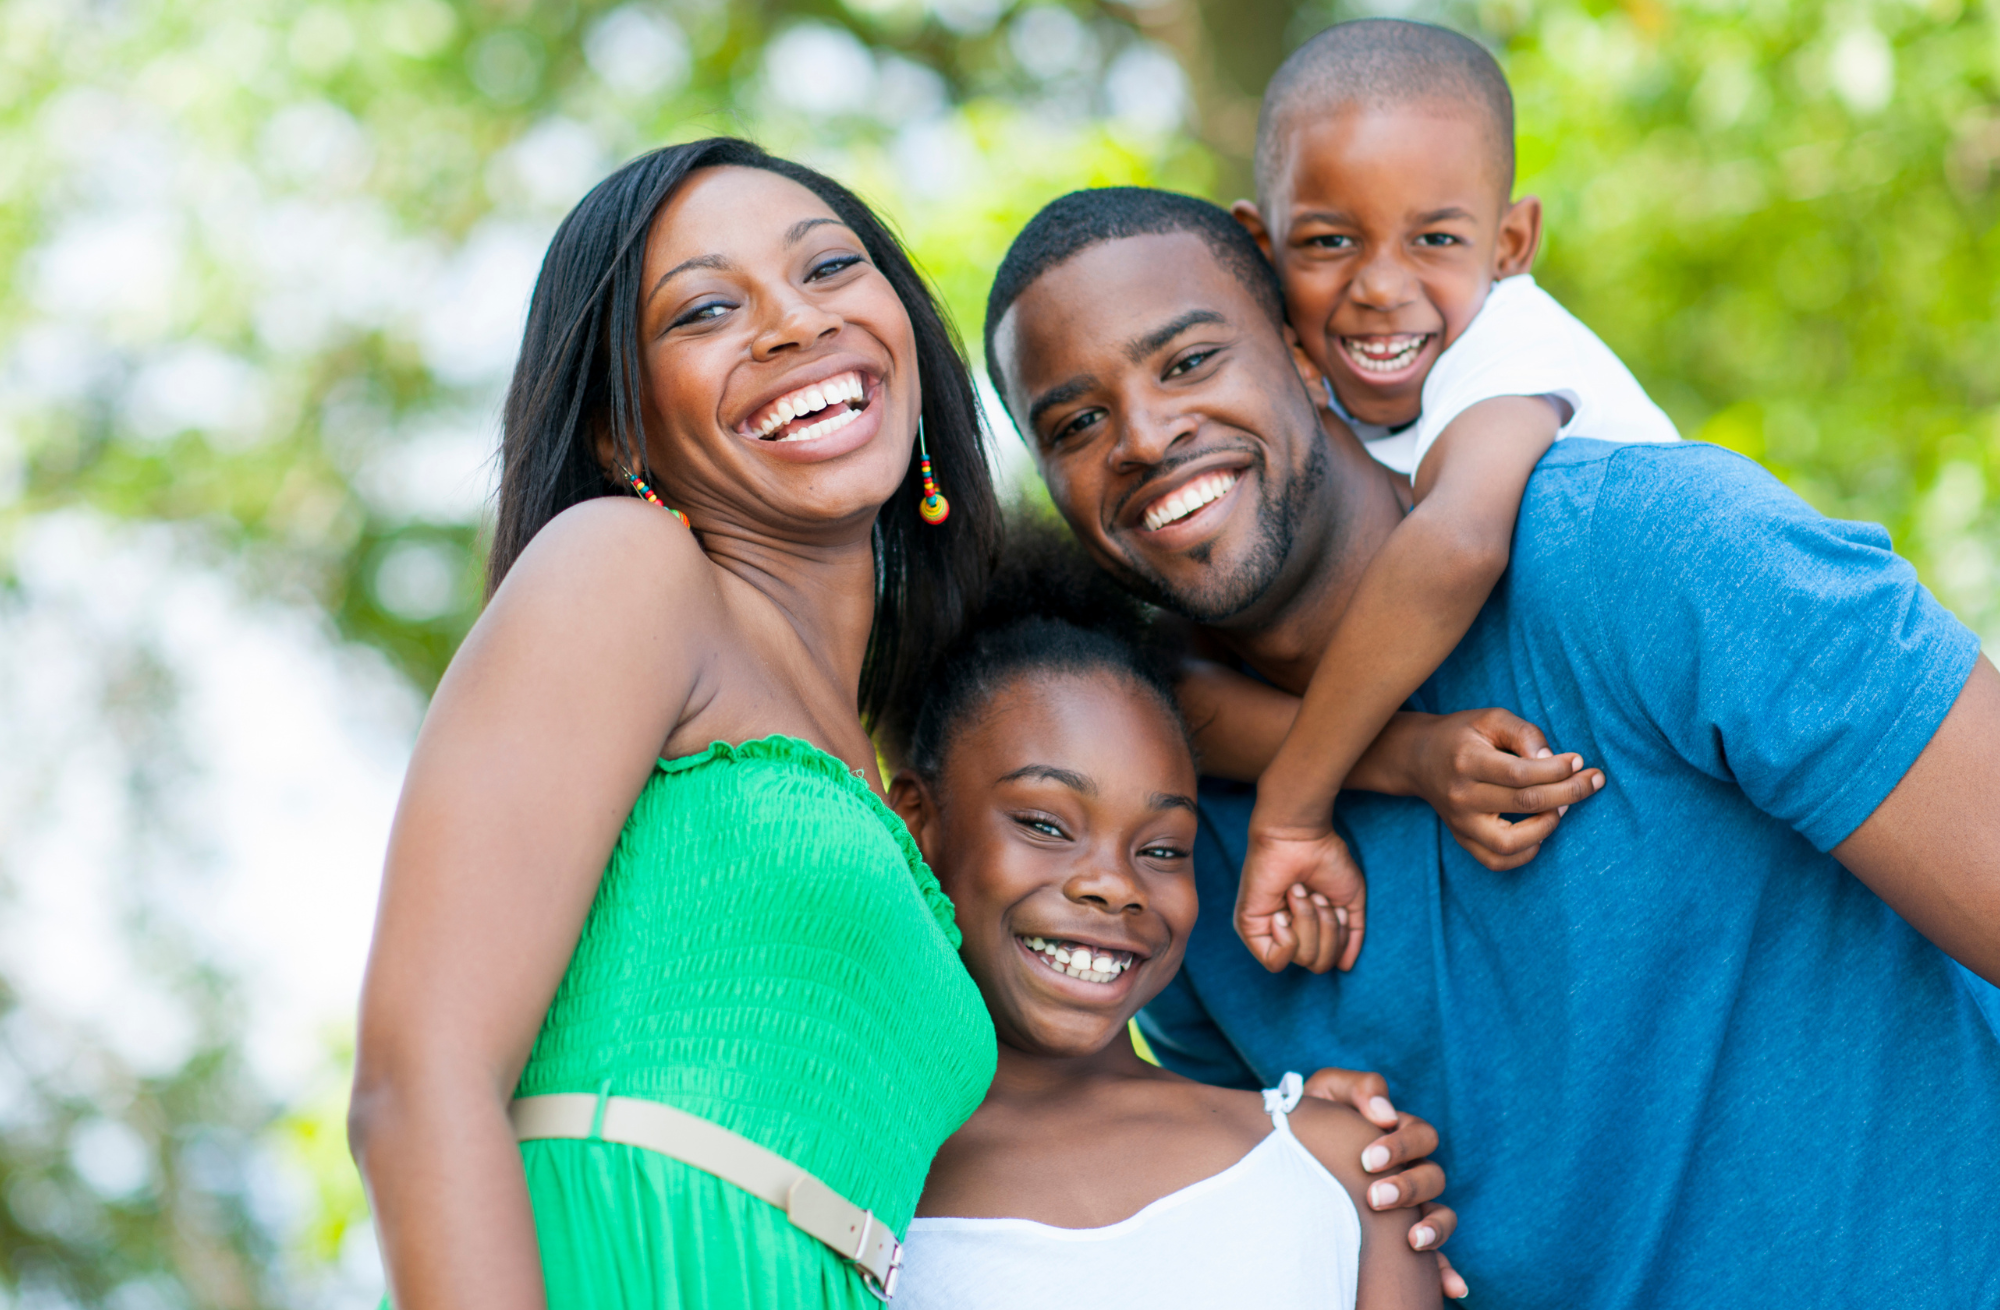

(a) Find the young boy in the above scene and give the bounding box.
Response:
[1218,19,1675,971]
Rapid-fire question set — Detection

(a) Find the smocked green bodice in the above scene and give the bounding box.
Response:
[515,735,995,1231]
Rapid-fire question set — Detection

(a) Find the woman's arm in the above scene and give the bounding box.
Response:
[349,502,715,1310]
[1287,1100,1446,1310]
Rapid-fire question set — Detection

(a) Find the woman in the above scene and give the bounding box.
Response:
[349,138,1002,1309]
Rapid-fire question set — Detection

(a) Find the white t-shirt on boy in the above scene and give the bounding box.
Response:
[1331,273,1680,478]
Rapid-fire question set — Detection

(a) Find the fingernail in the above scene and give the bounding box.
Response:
[1557,804,1569,817]
[1311,892,1329,906]
[1334,906,1348,925]
[1361,1143,1390,1171]
[1368,1095,1395,1122]
[1274,911,1290,927]
[1592,774,1604,791]
[1413,1224,1436,1249]
[1369,1181,1399,1209]
[1534,748,1552,759]
[1570,756,1583,773]
[1290,884,1308,898]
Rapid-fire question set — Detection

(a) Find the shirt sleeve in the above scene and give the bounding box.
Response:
[1584,444,1981,851]
[1409,277,1588,473]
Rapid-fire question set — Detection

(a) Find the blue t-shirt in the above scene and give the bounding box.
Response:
[1140,441,2000,1308]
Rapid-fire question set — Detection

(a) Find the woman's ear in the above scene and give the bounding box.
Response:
[886,769,943,866]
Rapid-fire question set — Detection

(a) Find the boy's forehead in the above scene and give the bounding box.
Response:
[1269,98,1509,214]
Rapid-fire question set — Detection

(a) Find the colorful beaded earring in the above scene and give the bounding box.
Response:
[621,465,690,527]
[916,419,950,526]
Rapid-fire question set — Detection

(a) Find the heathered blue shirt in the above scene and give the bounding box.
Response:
[1139,440,2000,1308]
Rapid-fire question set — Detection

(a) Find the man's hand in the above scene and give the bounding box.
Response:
[1236,823,1365,972]
[1305,1066,1469,1301]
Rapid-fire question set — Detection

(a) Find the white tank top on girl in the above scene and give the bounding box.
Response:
[893,1073,1362,1309]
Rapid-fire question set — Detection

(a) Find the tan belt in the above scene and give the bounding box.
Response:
[511,1092,903,1300]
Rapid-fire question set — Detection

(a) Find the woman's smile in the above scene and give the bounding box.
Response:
[729,359,888,465]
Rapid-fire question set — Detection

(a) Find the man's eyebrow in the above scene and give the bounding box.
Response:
[648,253,731,303]
[1149,791,1197,814]
[997,764,1097,796]
[1026,375,1098,434]
[1124,309,1227,364]
[786,216,843,246]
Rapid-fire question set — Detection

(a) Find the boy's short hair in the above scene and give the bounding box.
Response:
[982,187,1284,414]
[1256,19,1515,205]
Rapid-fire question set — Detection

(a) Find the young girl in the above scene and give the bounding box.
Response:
[885,548,1445,1308]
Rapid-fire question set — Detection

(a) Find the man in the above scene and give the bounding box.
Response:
[981,186,2000,1307]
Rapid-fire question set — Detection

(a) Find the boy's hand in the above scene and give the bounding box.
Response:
[1401,707,1605,870]
[1305,1066,1470,1300]
[1236,823,1365,973]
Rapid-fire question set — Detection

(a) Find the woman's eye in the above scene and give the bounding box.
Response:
[807,254,863,281]
[1164,349,1216,379]
[673,300,731,327]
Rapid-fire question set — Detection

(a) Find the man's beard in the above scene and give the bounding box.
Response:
[1108,437,1328,625]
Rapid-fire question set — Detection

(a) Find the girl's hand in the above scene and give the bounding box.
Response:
[1235,823,1365,973]
[1304,1066,1470,1300]
[1383,708,1605,871]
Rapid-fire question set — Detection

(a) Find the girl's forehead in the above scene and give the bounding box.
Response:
[954,671,1194,791]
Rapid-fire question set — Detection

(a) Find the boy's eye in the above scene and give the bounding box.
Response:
[807,253,864,281]
[1164,348,1217,379]
[1305,233,1355,249]
[672,300,732,328]
[1416,232,1460,248]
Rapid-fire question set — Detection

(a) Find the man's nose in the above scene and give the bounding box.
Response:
[751,287,842,360]
[1111,393,1198,473]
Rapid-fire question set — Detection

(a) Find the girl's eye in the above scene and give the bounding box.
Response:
[807,254,864,281]
[1164,349,1216,379]
[1141,844,1188,861]
[673,300,731,328]
[1015,814,1068,839]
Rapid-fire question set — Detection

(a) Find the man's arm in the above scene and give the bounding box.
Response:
[1833,655,2000,983]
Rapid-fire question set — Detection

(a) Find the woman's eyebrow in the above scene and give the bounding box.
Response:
[785,216,845,245]
[648,252,732,303]
[997,764,1096,795]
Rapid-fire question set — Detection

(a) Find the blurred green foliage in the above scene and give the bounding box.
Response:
[2,0,1996,1303]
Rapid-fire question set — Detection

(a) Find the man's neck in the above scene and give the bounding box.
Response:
[1208,428,1410,694]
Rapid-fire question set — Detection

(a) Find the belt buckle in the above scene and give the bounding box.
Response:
[851,1211,902,1302]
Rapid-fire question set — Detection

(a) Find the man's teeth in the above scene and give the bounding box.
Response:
[1021,936,1136,985]
[1340,334,1429,374]
[751,371,866,438]
[1141,470,1237,532]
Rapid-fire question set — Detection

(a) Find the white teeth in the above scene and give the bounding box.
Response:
[751,371,866,437]
[1340,335,1428,375]
[1092,955,1115,972]
[1141,470,1239,532]
[1029,937,1045,950]
[1054,946,1072,964]
[1020,936,1134,985]
[773,405,863,444]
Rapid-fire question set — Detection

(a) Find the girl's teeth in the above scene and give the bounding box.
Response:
[1022,936,1132,984]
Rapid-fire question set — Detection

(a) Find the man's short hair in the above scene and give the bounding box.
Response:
[982,187,1285,416]
[1256,19,1515,204]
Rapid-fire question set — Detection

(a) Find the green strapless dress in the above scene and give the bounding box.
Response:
[513,736,996,1308]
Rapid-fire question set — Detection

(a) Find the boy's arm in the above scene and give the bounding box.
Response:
[1236,396,1560,973]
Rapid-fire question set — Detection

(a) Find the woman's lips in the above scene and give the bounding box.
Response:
[741,369,871,442]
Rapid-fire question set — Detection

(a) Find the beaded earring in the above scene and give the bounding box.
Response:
[916,419,950,526]
[621,465,690,528]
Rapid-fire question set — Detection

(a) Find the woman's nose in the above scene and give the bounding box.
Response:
[751,290,842,359]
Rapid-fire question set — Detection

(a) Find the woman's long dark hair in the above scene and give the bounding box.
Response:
[488,137,1000,731]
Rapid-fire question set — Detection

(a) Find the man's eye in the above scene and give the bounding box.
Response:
[807,254,863,281]
[1048,409,1104,446]
[673,300,731,327]
[1164,349,1216,379]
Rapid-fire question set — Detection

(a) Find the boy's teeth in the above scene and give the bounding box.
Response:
[1141,469,1238,532]
[1019,935,1135,985]
[1340,334,1429,375]
[751,371,865,438]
